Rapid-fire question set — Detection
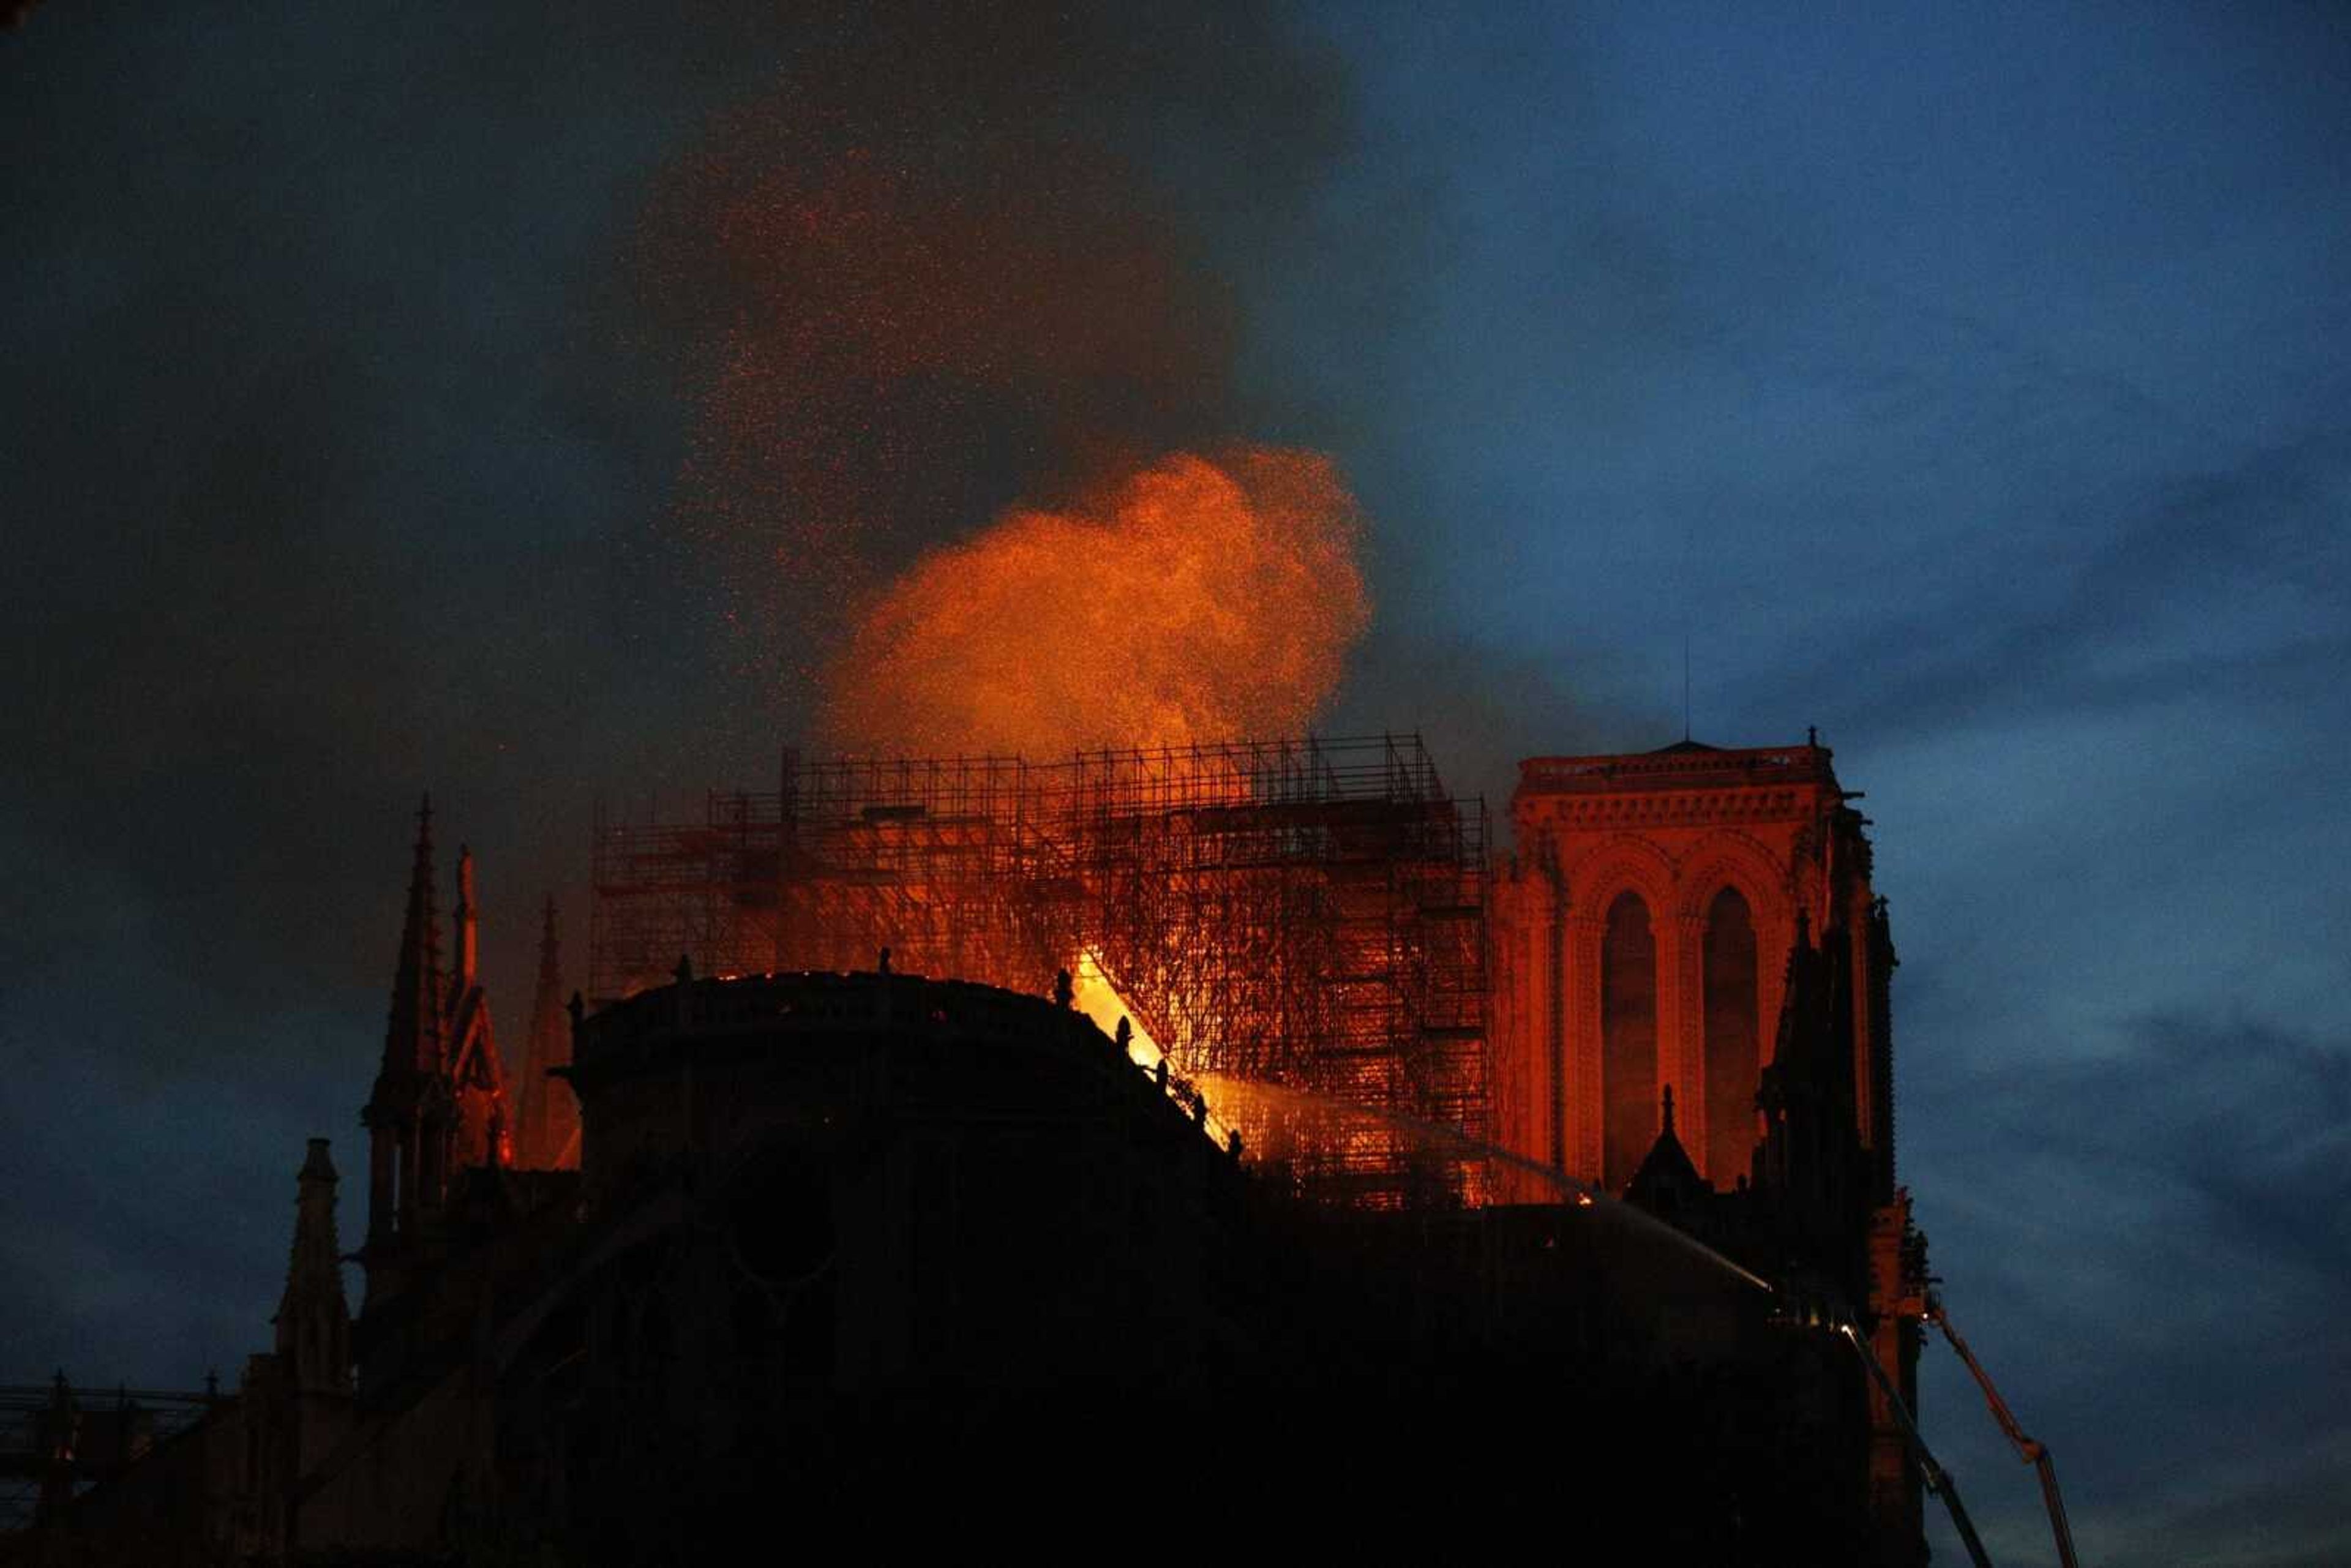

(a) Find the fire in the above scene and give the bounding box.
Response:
[1067,949,1166,1075]
[820,448,1369,756]
[1067,948,1245,1151]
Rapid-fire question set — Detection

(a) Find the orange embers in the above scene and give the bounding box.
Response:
[820,448,1369,757]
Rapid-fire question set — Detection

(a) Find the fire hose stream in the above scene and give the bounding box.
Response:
[1183,1075,2071,1566]
[1076,954,2072,1567]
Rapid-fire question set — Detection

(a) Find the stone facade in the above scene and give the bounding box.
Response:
[1491,737,1894,1198]
[20,754,1937,1564]
[1498,736,1927,1563]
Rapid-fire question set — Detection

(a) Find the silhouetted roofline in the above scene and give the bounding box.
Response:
[1516,738,1840,797]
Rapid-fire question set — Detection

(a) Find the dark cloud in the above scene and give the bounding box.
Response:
[1725,421,2351,756]
[628,3,1357,737]
[1905,1007,2351,1563]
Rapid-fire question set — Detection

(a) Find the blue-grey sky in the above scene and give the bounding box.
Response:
[4,6,2345,1563]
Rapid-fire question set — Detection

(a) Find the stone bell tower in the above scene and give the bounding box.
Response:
[1489,734,1894,1200]
[1493,733,1922,1562]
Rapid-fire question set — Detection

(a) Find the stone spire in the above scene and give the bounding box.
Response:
[380,795,446,1078]
[441,842,508,1174]
[452,844,479,989]
[273,1139,352,1395]
[1625,1083,1706,1212]
[363,796,448,1258]
[515,895,579,1169]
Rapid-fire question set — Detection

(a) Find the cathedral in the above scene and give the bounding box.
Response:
[14,735,1931,1566]
[1491,735,1894,1196]
[1489,736,1924,1544]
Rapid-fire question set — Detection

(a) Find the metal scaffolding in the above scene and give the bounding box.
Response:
[588,735,1490,1206]
[0,1380,214,1533]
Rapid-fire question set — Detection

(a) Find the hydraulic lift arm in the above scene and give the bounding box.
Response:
[1833,1321,1996,1568]
[1928,1293,2080,1568]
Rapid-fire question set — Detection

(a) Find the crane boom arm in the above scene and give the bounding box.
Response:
[1929,1296,2081,1568]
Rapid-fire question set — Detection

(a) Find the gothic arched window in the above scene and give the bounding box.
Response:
[1601,890,1657,1190]
[1703,886,1760,1186]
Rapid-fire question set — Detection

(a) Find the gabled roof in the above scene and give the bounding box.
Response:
[1625,1086,1710,1210]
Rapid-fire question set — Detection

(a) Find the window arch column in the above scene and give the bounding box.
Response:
[1700,887,1761,1188]
[1673,909,1709,1175]
[1564,911,1605,1184]
[1599,892,1662,1192]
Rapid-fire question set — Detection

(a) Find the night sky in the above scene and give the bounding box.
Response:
[6,6,2348,1564]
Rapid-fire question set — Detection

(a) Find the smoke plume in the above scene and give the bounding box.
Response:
[822,448,1369,755]
[634,4,1358,747]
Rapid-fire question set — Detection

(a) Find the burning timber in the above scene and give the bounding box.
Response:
[587,735,1492,1209]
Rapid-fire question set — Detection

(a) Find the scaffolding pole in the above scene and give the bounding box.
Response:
[586,735,1491,1207]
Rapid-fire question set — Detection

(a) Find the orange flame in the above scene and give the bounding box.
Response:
[820,447,1369,756]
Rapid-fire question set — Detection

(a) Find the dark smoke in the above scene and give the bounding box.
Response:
[0,1,1361,1389]
[631,4,1355,733]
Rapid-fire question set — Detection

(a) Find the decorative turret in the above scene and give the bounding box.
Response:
[513,895,580,1169]
[1863,894,1900,1203]
[359,801,511,1296]
[362,797,444,1256]
[1755,907,1865,1237]
[380,796,446,1081]
[443,847,508,1174]
[452,844,479,989]
[273,1139,351,1395]
[1624,1084,1709,1215]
